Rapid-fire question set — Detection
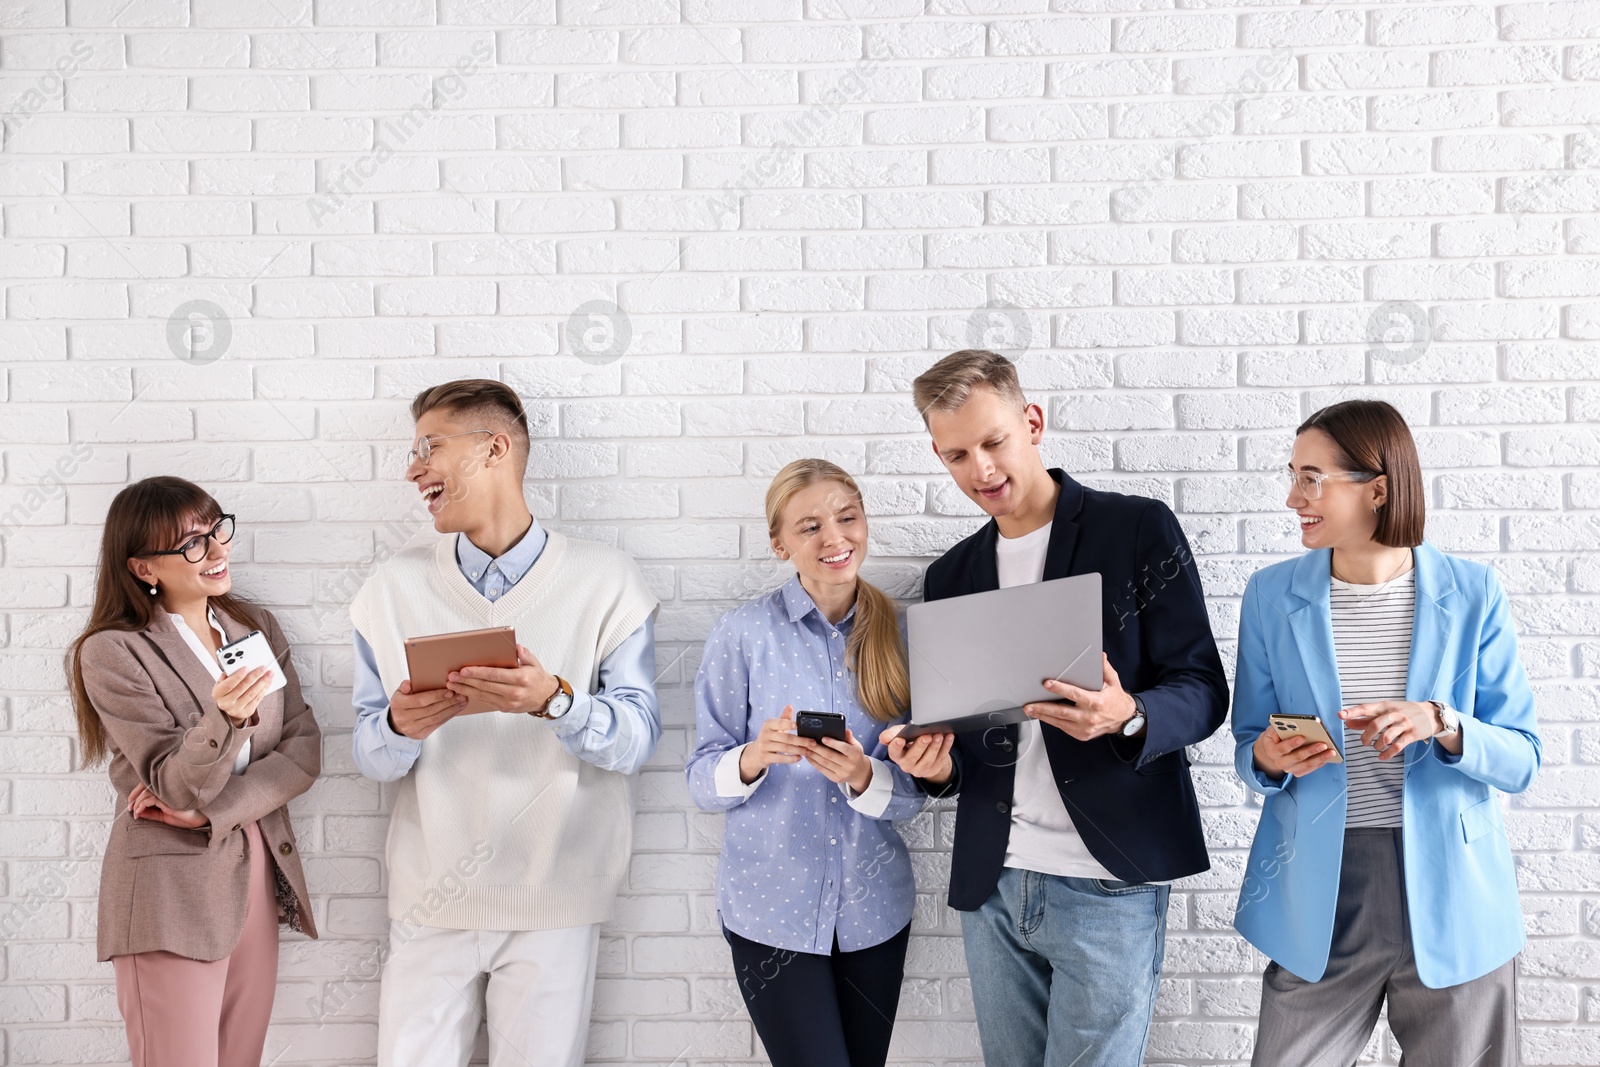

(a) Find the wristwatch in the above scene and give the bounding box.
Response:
[1121,694,1148,738]
[531,675,573,719]
[1428,700,1460,737]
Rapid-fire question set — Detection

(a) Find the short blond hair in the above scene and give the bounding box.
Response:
[911,349,1027,424]
[410,378,531,471]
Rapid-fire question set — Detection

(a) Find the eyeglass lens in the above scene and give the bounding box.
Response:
[181,516,235,562]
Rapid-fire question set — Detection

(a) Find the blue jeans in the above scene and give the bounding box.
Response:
[960,866,1169,1067]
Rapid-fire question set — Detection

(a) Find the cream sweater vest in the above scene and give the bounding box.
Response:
[350,531,658,931]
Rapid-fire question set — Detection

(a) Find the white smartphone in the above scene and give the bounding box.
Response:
[217,630,288,696]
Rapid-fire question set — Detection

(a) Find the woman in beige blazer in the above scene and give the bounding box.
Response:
[69,476,320,1067]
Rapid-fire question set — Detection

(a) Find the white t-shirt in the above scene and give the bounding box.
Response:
[996,521,1118,881]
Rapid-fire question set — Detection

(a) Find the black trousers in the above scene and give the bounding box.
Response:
[723,922,911,1067]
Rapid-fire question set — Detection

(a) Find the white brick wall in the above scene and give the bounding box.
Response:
[2,2,1598,1065]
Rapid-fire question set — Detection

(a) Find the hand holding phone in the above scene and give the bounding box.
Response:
[215,630,287,723]
[795,712,872,793]
[1255,713,1342,780]
[738,706,812,784]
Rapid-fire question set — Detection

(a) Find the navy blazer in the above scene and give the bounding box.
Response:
[921,469,1230,909]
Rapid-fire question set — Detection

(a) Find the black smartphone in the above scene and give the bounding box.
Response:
[794,710,847,743]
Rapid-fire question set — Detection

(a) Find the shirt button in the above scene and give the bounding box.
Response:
[836,671,843,678]
[831,631,839,638]
[830,839,837,845]
[831,796,837,803]
[279,842,293,855]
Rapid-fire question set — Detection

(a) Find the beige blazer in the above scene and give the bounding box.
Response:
[80,605,321,961]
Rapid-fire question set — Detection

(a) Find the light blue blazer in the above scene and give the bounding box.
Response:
[1231,542,1541,989]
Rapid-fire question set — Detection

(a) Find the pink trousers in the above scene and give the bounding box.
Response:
[113,821,280,1067]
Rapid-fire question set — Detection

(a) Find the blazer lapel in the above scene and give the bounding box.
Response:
[1040,469,1083,582]
[143,612,223,723]
[1284,549,1345,751]
[968,525,1000,593]
[1405,542,1456,762]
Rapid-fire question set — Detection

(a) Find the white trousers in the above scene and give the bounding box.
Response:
[377,921,600,1067]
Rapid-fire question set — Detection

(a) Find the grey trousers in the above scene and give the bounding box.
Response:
[1251,827,1517,1067]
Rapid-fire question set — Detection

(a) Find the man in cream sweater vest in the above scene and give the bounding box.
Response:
[349,379,661,1067]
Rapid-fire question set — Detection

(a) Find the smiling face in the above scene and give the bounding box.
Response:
[926,383,1049,521]
[404,408,506,534]
[770,479,868,597]
[1287,427,1387,551]
[126,513,233,605]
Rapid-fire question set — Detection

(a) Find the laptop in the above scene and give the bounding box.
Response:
[897,572,1103,739]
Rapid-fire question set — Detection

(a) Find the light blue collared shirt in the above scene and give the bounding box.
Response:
[351,518,659,781]
[687,575,924,954]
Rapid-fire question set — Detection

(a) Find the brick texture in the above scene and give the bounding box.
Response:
[1,3,1598,1066]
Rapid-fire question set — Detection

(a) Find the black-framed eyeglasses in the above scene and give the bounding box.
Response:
[145,515,236,564]
[407,430,493,465]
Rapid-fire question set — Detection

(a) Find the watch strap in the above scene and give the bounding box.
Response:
[531,675,573,719]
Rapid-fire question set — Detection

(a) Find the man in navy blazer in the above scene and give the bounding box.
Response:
[886,350,1229,1067]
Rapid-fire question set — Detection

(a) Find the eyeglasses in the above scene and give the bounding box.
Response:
[407,430,493,465]
[146,515,236,564]
[1285,468,1378,500]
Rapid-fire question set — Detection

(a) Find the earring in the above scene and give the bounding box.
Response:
[149,585,158,595]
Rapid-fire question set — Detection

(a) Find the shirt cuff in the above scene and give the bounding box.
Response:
[381,708,424,755]
[842,757,894,818]
[547,689,592,738]
[715,745,764,799]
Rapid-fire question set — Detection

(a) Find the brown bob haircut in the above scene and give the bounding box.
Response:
[912,349,1027,424]
[410,378,531,472]
[1297,399,1425,548]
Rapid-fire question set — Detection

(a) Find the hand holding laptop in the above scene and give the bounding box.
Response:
[881,725,956,786]
[1024,653,1139,742]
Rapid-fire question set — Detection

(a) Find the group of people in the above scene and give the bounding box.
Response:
[69,349,1541,1067]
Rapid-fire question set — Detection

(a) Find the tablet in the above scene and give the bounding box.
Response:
[404,626,519,693]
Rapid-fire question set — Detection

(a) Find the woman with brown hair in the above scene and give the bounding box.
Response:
[686,459,943,1067]
[68,476,320,1067]
[1231,400,1540,1067]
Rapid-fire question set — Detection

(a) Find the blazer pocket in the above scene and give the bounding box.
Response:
[1134,748,1183,777]
[123,821,212,857]
[1460,795,1498,844]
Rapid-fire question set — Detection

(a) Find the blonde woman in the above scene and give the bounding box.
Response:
[687,459,942,1067]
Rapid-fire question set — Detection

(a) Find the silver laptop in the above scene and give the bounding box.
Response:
[898,572,1103,738]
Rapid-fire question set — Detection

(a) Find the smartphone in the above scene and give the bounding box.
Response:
[404,626,519,692]
[794,710,847,743]
[217,630,288,696]
[1268,713,1343,762]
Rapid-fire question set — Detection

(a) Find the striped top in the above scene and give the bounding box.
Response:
[1330,567,1415,829]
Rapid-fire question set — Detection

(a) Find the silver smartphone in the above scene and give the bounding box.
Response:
[217,630,288,696]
